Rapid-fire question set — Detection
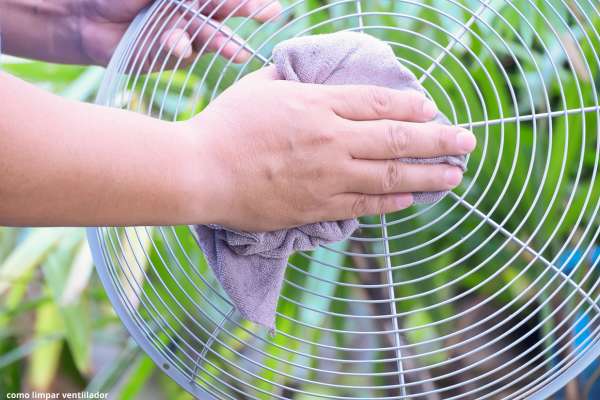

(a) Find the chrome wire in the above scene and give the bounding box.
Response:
[90,0,600,399]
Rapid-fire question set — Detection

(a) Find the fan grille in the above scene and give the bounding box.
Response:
[89,1,600,399]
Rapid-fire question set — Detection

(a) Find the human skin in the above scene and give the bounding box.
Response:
[0,0,476,231]
[0,0,282,65]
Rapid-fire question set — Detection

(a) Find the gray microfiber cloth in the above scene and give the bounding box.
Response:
[192,32,466,334]
[192,221,358,334]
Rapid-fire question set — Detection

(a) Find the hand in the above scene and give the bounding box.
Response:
[185,66,477,232]
[79,0,283,66]
[0,0,282,66]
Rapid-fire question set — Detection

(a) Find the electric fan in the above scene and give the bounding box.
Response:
[87,0,600,399]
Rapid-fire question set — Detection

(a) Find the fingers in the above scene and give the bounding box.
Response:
[159,1,281,65]
[197,24,251,63]
[327,193,414,220]
[327,86,439,122]
[201,0,283,22]
[244,0,283,21]
[340,160,464,195]
[344,121,477,160]
[323,159,462,220]
[186,15,251,63]
[146,1,283,67]
[160,28,193,59]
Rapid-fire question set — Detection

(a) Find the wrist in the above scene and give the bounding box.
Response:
[173,120,225,226]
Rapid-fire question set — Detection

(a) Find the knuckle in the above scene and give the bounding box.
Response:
[382,161,402,192]
[438,126,458,152]
[367,87,391,116]
[374,196,388,215]
[309,88,331,108]
[409,91,426,114]
[312,130,336,146]
[323,86,346,111]
[387,123,410,156]
[351,194,370,218]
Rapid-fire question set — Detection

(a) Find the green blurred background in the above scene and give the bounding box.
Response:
[1,0,600,399]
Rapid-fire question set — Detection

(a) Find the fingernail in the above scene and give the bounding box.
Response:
[421,99,438,119]
[396,194,414,209]
[445,169,463,187]
[456,130,477,153]
[175,40,193,59]
[166,31,192,59]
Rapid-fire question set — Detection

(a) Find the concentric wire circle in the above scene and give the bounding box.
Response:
[88,1,600,398]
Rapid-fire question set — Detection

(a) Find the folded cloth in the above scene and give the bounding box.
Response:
[193,32,466,333]
[193,220,358,333]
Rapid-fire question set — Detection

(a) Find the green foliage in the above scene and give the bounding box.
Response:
[1,1,599,399]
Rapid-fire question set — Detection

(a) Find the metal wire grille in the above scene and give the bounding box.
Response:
[87,1,600,398]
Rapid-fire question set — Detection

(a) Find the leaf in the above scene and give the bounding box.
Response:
[0,228,19,263]
[86,339,141,394]
[0,335,59,370]
[42,230,84,298]
[118,227,154,310]
[0,228,68,296]
[0,271,45,327]
[117,355,156,400]
[42,229,91,375]
[1,60,85,90]
[60,241,94,306]
[27,300,63,391]
[61,67,105,101]
[0,335,22,397]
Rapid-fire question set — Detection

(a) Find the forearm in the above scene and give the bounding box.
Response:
[0,0,90,64]
[0,72,213,227]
